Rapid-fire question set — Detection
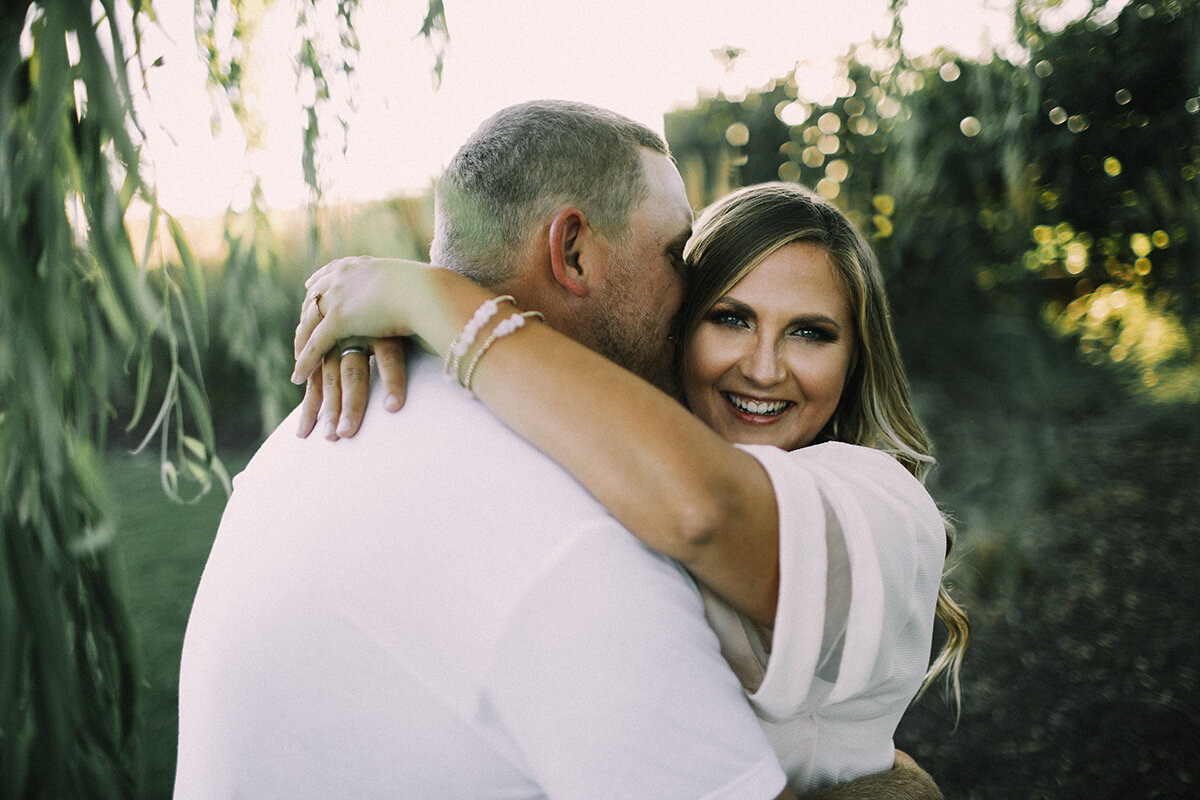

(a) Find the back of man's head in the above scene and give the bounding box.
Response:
[431,100,669,287]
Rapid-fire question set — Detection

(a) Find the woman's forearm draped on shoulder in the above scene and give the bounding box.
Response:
[293,258,781,626]
[468,298,782,626]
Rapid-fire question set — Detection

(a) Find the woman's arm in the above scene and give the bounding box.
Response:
[294,258,781,626]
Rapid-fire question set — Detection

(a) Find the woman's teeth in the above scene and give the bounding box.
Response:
[726,394,790,416]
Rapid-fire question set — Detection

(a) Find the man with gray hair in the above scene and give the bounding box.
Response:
[176,100,939,799]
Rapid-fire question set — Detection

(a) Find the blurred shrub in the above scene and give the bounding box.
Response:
[117,193,433,448]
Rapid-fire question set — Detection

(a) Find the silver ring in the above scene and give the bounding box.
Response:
[340,345,369,359]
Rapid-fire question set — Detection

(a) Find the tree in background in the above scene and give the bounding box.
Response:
[1,3,214,795]
[1018,0,1200,400]
[0,1,445,796]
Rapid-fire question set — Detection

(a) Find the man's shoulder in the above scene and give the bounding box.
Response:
[239,351,622,543]
[246,352,526,475]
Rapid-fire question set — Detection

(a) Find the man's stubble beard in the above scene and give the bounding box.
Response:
[583,258,680,397]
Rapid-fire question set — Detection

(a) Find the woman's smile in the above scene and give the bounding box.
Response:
[723,392,794,420]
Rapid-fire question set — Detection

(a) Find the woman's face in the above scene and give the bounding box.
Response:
[681,241,856,451]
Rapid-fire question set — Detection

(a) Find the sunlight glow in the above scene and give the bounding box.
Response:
[131,0,1022,218]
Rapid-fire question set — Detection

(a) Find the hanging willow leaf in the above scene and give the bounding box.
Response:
[168,213,208,345]
[126,337,154,433]
[418,0,449,87]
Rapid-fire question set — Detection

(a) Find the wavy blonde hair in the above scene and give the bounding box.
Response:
[682,182,968,713]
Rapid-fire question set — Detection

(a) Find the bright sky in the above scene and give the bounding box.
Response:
[132,0,1033,218]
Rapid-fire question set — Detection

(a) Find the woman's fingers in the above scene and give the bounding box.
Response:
[295,272,337,354]
[374,337,408,412]
[294,298,321,359]
[303,258,342,290]
[292,315,339,384]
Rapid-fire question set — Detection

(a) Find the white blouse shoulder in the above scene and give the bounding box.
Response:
[702,441,945,791]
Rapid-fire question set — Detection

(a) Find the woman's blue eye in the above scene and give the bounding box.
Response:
[709,310,746,327]
[792,326,834,341]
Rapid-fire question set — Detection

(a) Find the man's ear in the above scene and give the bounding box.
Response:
[549,208,589,298]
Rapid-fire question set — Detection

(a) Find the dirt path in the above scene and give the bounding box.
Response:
[896,411,1200,798]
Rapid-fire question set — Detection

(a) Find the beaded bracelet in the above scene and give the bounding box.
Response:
[444,294,515,379]
[461,311,545,390]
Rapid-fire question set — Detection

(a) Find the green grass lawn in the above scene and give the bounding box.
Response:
[111,450,249,799]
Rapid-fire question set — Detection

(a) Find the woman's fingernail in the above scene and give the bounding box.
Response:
[385,394,401,412]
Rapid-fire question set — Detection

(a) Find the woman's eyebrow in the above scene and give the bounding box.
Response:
[712,297,755,315]
[790,313,843,330]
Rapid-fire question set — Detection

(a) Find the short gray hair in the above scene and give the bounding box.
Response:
[431,100,669,286]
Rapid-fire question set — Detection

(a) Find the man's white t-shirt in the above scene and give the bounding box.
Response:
[703,442,945,794]
[175,353,786,799]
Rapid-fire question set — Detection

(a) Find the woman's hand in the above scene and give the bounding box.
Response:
[292,256,427,382]
[292,257,431,439]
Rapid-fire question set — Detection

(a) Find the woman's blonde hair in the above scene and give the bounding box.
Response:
[682,182,968,713]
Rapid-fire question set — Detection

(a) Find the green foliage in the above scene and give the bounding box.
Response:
[210,198,305,437]
[0,1,218,796]
[419,0,450,87]
[2,1,447,792]
[1018,0,1200,399]
[109,450,248,798]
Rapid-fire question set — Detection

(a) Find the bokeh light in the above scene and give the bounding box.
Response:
[725,122,751,147]
[817,112,842,134]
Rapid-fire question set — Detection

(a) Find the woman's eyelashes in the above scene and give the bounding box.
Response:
[706,305,838,343]
[789,322,838,342]
[707,306,749,328]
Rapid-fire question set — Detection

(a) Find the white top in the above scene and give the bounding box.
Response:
[702,442,944,794]
[175,353,785,800]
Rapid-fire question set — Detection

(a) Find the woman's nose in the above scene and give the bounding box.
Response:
[740,336,785,386]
